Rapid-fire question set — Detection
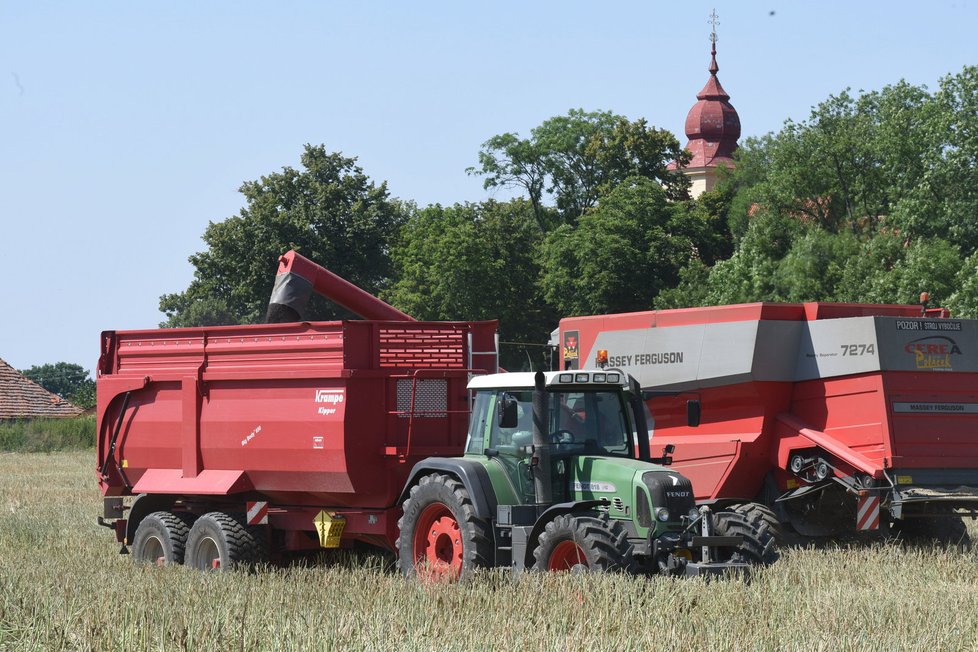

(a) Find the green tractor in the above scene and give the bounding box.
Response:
[397,370,778,579]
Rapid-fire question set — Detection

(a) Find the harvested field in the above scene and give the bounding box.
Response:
[2,451,978,651]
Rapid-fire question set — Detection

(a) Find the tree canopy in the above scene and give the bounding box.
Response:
[159,144,407,326]
[20,362,95,409]
[468,109,690,231]
[384,199,553,369]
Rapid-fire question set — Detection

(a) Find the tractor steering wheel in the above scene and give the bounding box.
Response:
[550,429,576,445]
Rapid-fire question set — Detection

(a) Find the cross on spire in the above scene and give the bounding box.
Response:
[708,10,719,75]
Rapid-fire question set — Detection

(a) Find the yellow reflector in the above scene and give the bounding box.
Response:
[314,510,346,548]
[674,549,693,561]
[786,478,798,489]
[896,475,914,485]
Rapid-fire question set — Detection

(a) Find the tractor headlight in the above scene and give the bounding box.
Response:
[656,507,671,522]
[688,507,700,520]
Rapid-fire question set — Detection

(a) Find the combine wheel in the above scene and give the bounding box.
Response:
[131,511,196,566]
[532,513,633,573]
[726,502,787,547]
[712,511,779,566]
[397,473,492,581]
[892,513,971,548]
[184,512,267,571]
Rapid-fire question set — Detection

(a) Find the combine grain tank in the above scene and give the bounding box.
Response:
[560,302,978,542]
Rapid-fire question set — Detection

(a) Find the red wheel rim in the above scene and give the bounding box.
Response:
[548,540,588,571]
[413,503,463,580]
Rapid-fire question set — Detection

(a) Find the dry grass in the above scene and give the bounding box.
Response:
[2,451,978,651]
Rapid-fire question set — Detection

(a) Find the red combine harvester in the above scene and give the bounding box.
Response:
[559,301,978,542]
[97,251,499,566]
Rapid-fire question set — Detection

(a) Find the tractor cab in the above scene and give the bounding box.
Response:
[465,370,643,504]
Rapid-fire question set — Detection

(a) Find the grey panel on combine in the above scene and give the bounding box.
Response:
[696,321,761,386]
[875,317,978,372]
[752,321,804,381]
[796,317,881,381]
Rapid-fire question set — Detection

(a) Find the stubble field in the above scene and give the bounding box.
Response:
[2,451,978,651]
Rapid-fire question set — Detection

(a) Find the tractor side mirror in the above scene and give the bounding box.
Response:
[686,400,701,428]
[498,393,519,429]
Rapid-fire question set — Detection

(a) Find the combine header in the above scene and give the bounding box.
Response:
[559,301,978,542]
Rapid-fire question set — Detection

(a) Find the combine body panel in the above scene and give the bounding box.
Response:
[97,318,498,551]
[560,302,978,537]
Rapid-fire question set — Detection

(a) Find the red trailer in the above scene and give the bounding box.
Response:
[559,302,978,541]
[97,251,500,567]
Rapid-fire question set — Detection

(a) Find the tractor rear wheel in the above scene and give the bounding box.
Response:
[397,473,492,581]
[131,511,196,566]
[532,513,633,573]
[184,512,267,571]
[712,511,779,565]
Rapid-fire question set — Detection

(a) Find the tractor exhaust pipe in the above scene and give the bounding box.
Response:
[531,371,553,505]
[265,250,415,323]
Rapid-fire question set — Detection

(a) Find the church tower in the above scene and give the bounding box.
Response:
[671,12,741,198]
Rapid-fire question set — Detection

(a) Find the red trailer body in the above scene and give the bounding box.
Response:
[97,318,498,551]
[560,302,978,536]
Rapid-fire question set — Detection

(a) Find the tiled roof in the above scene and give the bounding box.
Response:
[0,358,84,419]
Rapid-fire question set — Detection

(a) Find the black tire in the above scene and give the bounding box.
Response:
[396,473,493,580]
[131,511,196,566]
[892,513,971,547]
[184,512,267,571]
[726,502,788,547]
[712,511,779,565]
[532,513,634,573]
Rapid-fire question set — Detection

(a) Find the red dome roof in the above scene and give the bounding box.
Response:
[677,40,741,169]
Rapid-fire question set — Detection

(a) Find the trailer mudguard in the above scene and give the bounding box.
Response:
[401,458,498,521]
[124,494,179,544]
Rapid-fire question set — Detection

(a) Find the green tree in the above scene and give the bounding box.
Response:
[384,200,553,370]
[678,66,978,309]
[20,362,95,408]
[469,109,689,230]
[538,177,692,316]
[160,145,408,326]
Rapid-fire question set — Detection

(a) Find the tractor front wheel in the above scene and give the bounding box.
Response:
[397,473,492,581]
[532,513,633,573]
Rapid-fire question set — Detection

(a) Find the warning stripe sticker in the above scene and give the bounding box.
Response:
[856,494,880,531]
[247,501,269,526]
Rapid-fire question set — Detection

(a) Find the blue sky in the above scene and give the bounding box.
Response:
[2,1,976,372]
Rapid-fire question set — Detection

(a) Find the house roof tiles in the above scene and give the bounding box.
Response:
[0,358,84,419]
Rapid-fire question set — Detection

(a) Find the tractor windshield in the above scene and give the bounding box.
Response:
[488,389,634,458]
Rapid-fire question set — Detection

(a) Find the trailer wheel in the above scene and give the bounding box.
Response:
[712,511,779,566]
[397,473,492,581]
[532,513,634,573]
[184,512,267,571]
[726,502,788,547]
[131,511,195,566]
